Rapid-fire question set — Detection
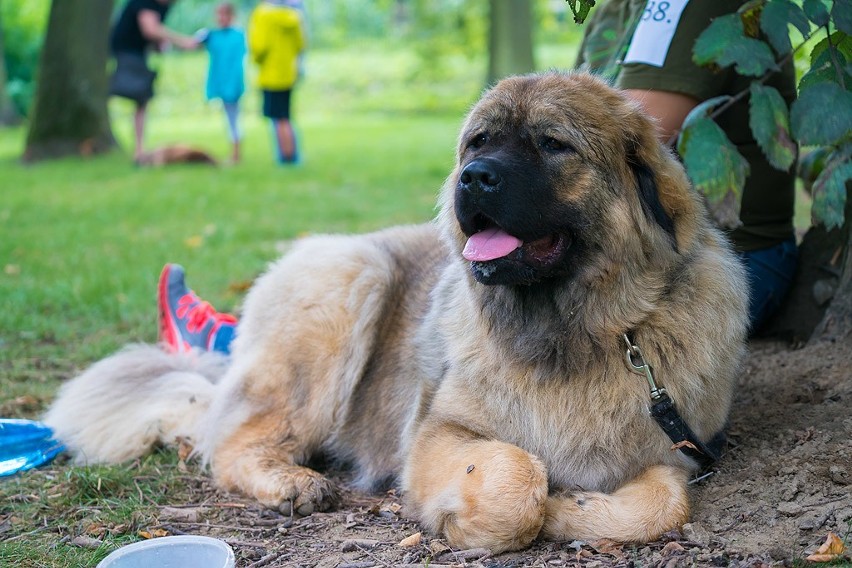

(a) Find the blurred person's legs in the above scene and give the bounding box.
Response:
[133,102,147,162]
[274,119,297,163]
[223,101,241,163]
[262,89,298,163]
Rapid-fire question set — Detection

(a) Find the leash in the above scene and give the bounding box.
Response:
[623,333,725,471]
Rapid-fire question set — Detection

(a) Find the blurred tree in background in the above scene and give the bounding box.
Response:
[487,0,535,84]
[0,0,49,118]
[23,0,116,161]
[0,1,22,125]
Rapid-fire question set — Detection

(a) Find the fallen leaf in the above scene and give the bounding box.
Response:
[9,395,39,411]
[184,235,203,249]
[429,540,451,555]
[398,532,422,547]
[70,535,102,549]
[661,541,685,556]
[383,502,402,514]
[806,532,848,562]
[159,506,200,523]
[670,440,699,452]
[4,264,20,275]
[84,523,107,537]
[137,528,169,539]
[590,538,624,558]
[177,437,194,461]
[228,279,253,293]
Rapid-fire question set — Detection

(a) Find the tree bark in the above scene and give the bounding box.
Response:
[760,186,852,343]
[23,0,116,161]
[487,0,535,86]
[810,187,852,343]
[0,1,22,126]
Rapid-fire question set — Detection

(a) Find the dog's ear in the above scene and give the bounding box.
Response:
[627,142,677,246]
[623,114,701,253]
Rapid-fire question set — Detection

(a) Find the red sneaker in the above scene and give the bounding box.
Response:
[157,264,237,353]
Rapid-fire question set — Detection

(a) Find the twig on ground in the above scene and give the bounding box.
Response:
[163,520,269,532]
[222,539,269,549]
[246,552,285,568]
[1,526,47,543]
[353,542,394,567]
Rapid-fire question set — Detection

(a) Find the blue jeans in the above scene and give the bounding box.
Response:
[739,237,798,333]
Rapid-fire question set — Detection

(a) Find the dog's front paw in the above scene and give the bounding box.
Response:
[268,467,338,516]
[214,462,338,517]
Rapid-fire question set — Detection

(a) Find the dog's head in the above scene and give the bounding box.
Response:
[440,72,700,287]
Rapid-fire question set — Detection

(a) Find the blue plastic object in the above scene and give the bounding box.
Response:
[0,418,65,477]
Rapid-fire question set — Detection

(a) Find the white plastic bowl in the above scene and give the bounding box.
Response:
[97,535,235,568]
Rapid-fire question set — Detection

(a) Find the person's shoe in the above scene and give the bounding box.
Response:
[157,264,237,353]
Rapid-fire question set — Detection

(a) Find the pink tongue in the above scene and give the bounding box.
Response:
[462,227,523,261]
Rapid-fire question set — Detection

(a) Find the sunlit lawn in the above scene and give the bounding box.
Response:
[0,45,485,366]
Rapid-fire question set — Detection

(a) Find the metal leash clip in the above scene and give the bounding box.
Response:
[623,333,667,401]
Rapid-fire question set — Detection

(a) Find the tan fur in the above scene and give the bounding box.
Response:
[135,145,218,166]
[46,72,749,553]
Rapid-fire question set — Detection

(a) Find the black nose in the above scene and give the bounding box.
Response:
[459,159,501,193]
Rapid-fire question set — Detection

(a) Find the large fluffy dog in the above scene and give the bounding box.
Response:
[46,72,748,553]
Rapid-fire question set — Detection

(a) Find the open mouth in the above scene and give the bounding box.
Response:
[461,216,570,269]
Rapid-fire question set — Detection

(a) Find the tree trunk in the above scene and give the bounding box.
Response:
[23,0,116,161]
[0,1,22,126]
[486,0,535,86]
[810,187,852,343]
[760,186,852,343]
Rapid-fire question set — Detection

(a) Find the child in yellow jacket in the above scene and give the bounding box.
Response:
[248,0,306,163]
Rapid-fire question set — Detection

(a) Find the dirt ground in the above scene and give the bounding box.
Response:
[126,337,851,568]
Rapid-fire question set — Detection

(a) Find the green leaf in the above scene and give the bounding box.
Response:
[677,110,750,228]
[791,82,852,145]
[797,147,831,191]
[565,0,595,24]
[760,0,811,54]
[693,14,779,76]
[834,0,852,35]
[811,156,852,229]
[803,0,830,26]
[809,31,852,64]
[799,46,852,90]
[682,95,734,127]
[749,83,796,170]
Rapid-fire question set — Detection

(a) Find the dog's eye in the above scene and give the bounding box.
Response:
[469,133,488,150]
[542,137,572,153]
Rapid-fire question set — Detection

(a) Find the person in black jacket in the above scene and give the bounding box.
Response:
[109,0,197,162]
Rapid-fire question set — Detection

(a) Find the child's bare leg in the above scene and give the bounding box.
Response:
[223,101,241,163]
[133,102,147,161]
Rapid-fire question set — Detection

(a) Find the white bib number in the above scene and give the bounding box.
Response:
[623,0,690,67]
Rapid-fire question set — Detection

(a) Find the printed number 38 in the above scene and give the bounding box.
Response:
[642,1,671,22]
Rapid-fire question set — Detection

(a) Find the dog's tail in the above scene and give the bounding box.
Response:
[43,344,228,464]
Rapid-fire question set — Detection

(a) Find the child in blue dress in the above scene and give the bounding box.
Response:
[196,3,246,163]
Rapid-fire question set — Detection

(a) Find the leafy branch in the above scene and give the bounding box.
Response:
[676,0,852,230]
